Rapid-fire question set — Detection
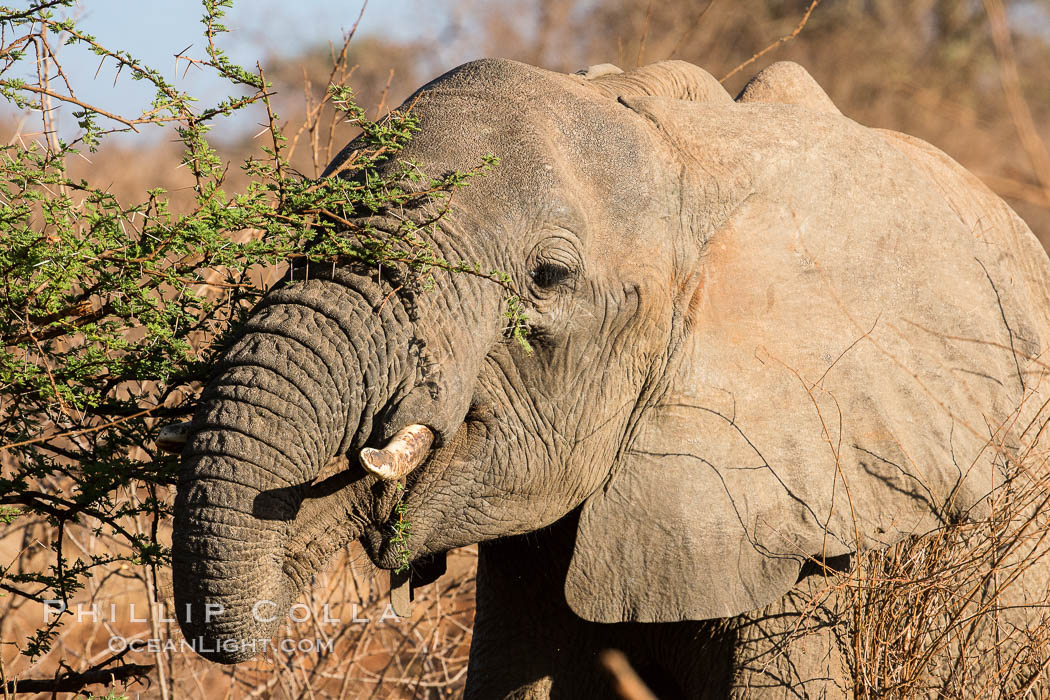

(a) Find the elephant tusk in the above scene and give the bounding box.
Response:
[359,424,434,481]
[156,421,192,453]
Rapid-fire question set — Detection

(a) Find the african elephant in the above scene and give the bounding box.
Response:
[169,58,1050,698]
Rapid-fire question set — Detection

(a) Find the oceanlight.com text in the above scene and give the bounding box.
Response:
[108,636,337,655]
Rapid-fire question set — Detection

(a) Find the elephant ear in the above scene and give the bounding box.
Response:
[564,88,1050,623]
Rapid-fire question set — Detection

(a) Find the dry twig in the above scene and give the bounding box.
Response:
[720,0,821,83]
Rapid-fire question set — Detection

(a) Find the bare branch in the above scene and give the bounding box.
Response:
[721,0,822,83]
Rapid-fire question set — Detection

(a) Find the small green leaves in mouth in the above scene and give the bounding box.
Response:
[390,482,412,573]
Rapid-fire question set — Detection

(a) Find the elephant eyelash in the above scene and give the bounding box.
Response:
[530,262,574,288]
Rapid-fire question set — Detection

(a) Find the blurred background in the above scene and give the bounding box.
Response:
[11,0,1048,245]
[2,1,1049,697]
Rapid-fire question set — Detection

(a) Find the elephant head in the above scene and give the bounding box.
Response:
[170,58,1050,664]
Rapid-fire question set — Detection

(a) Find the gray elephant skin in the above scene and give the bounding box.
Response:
[170,58,1050,698]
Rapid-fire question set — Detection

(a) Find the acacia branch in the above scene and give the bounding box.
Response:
[0,406,161,451]
[0,1,71,24]
[0,491,141,544]
[4,302,112,345]
[0,81,172,131]
[5,663,153,695]
[0,580,47,604]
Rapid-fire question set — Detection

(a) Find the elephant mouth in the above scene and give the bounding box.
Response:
[366,472,428,570]
[362,405,492,568]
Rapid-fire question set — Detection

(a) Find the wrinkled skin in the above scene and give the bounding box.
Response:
[171,59,1050,698]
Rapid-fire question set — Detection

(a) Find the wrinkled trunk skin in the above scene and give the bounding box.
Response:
[173,270,409,663]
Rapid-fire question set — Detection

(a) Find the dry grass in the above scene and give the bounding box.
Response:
[843,474,1050,696]
[0,508,477,698]
[157,546,478,699]
[730,385,1050,699]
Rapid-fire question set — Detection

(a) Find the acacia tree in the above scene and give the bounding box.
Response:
[0,1,512,694]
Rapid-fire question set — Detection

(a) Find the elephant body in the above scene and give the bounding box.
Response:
[171,58,1050,698]
[470,516,844,699]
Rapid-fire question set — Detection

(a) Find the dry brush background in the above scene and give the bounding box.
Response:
[2,0,1050,697]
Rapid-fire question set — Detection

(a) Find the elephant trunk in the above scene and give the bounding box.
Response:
[172,273,408,663]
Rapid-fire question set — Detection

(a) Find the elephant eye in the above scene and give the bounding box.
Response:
[530,262,573,288]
